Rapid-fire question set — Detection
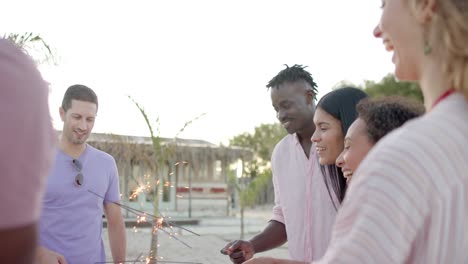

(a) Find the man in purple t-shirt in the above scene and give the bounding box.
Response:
[37,85,126,264]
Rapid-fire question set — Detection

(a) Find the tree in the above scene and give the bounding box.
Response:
[230,123,287,165]
[228,170,271,239]
[3,32,56,64]
[229,123,286,203]
[129,96,204,263]
[358,74,423,103]
[228,123,286,238]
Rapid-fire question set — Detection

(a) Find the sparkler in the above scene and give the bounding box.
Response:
[92,160,204,263]
[88,190,200,240]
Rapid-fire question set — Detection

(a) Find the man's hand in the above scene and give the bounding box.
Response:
[36,246,67,264]
[220,240,255,264]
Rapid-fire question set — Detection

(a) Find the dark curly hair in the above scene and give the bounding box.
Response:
[266,64,318,99]
[356,96,425,144]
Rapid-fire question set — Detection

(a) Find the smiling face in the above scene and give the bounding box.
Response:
[271,80,315,135]
[60,99,97,146]
[374,0,425,81]
[336,118,374,185]
[311,107,344,165]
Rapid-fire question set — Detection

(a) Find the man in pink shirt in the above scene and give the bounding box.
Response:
[221,65,337,263]
[0,38,55,263]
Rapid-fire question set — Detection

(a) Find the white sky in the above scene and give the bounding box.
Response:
[2,0,394,145]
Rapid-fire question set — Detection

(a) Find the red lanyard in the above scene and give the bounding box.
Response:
[432,88,456,109]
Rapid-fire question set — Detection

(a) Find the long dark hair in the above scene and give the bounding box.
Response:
[316,87,368,209]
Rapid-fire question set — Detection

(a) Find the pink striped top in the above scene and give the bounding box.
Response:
[271,134,338,261]
[314,93,468,264]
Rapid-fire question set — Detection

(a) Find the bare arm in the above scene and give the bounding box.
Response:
[250,220,287,253]
[221,220,287,263]
[104,202,126,263]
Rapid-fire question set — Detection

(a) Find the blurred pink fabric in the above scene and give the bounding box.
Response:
[0,38,55,229]
[270,135,338,261]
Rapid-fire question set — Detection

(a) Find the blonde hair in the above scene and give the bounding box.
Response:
[410,0,468,99]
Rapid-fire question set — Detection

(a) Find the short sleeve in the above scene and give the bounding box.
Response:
[104,157,121,203]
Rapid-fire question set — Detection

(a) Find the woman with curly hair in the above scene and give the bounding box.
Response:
[335,96,424,185]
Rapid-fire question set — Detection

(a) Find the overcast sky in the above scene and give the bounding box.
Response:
[2,0,393,144]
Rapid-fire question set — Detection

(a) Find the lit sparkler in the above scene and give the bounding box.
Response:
[88,189,200,239]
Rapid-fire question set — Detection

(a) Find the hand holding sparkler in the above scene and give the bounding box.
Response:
[220,240,255,264]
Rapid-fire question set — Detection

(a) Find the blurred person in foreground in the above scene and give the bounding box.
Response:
[0,38,55,263]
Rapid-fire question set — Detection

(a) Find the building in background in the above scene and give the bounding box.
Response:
[84,133,253,217]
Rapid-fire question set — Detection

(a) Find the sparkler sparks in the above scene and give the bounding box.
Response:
[91,160,202,264]
[129,183,152,201]
[88,190,200,239]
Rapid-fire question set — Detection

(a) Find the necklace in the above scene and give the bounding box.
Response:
[432,88,456,109]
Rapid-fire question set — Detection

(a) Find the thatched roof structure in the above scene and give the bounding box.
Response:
[55,131,253,212]
[86,132,253,172]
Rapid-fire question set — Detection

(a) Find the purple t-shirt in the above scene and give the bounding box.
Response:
[39,144,121,264]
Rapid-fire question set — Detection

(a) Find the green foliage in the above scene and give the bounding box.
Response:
[229,123,287,163]
[128,96,166,164]
[128,95,205,204]
[128,95,204,260]
[228,122,284,209]
[3,32,56,64]
[128,96,165,215]
[228,167,272,238]
[229,170,272,209]
[359,74,424,103]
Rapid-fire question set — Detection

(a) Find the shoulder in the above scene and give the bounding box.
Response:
[374,98,466,156]
[87,144,116,165]
[271,134,295,165]
[355,118,432,177]
[272,134,294,158]
[350,108,464,196]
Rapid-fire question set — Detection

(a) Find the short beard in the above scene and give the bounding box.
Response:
[68,134,87,145]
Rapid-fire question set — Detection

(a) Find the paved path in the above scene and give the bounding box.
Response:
[102,206,290,263]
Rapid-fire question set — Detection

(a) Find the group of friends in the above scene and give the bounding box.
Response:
[220,0,468,263]
[1,0,467,263]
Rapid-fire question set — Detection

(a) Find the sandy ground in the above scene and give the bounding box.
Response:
[102,205,290,263]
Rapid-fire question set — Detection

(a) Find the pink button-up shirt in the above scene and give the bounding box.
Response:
[271,134,338,261]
